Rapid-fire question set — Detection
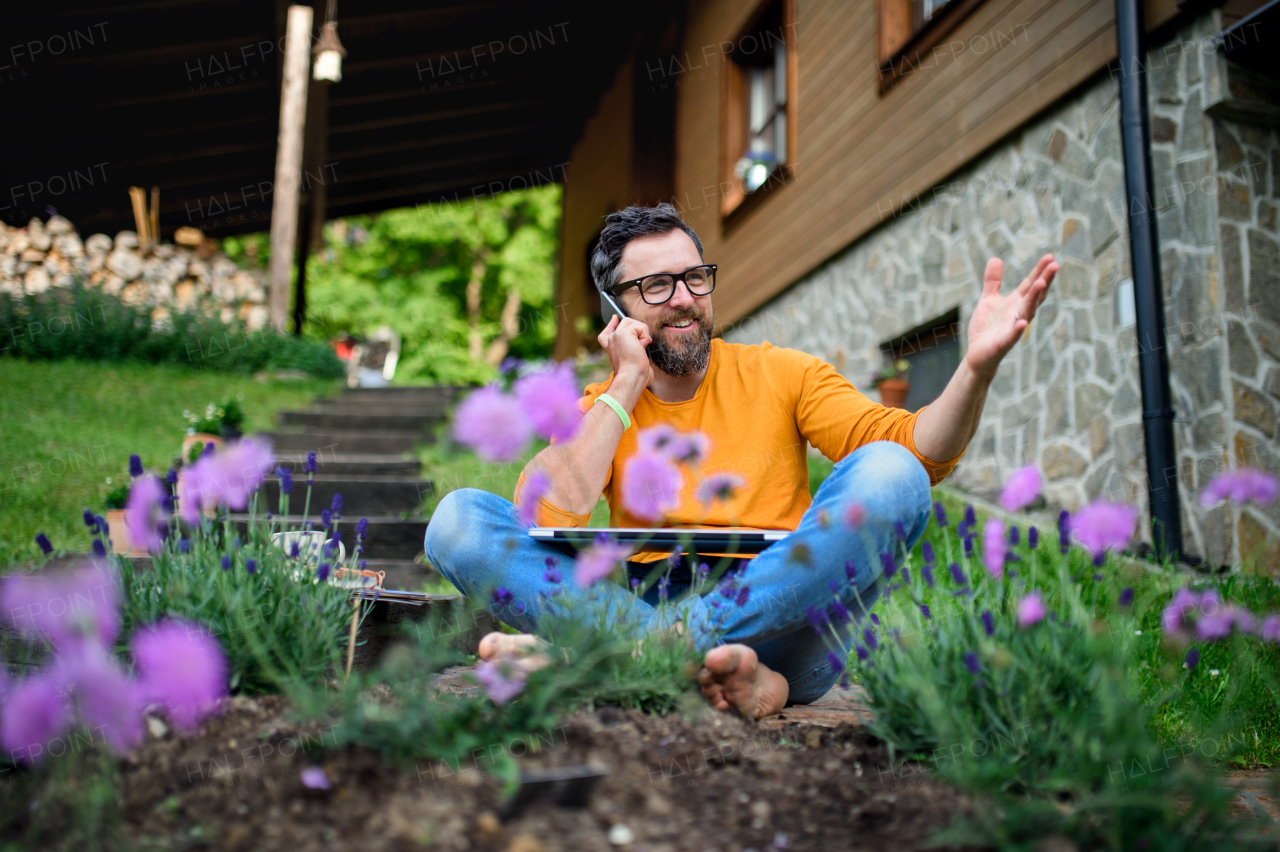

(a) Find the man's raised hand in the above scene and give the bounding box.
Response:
[965,254,1058,381]
[599,314,654,389]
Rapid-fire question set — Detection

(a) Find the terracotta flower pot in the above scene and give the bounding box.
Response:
[182,432,222,461]
[877,378,910,410]
[105,509,149,557]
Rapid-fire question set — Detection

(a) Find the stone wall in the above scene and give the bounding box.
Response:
[723,9,1278,570]
[0,217,271,330]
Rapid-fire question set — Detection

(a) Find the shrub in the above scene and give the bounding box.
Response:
[0,284,343,378]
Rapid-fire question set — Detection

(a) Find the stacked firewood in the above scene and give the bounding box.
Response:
[0,217,270,330]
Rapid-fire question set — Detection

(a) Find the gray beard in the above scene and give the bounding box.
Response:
[647,311,713,378]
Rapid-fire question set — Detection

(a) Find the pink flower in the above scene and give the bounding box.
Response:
[211,438,274,510]
[517,470,551,527]
[300,766,331,790]
[1199,468,1278,507]
[1161,588,1201,637]
[514,362,582,442]
[452,385,534,462]
[982,519,1006,579]
[60,649,145,753]
[131,620,228,731]
[177,456,216,524]
[1016,591,1047,627]
[638,424,679,455]
[667,431,711,465]
[574,539,633,588]
[0,562,119,652]
[1195,605,1236,640]
[999,465,1042,512]
[845,501,868,529]
[0,674,71,764]
[1262,615,1280,642]
[474,656,527,704]
[696,473,746,506]
[125,475,166,552]
[621,451,683,523]
[1070,501,1138,559]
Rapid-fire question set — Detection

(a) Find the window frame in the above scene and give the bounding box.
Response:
[720,0,798,220]
[877,0,985,93]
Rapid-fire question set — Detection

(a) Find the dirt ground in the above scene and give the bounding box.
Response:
[119,693,977,852]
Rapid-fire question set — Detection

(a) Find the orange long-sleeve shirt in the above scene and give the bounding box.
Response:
[516,340,963,559]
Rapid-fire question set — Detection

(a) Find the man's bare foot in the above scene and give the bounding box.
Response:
[697,644,789,720]
[478,632,551,672]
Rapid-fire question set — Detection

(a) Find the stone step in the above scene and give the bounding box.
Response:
[352,593,496,672]
[361,559,445,591]
[258,474,430,516]
[261,429,430,455]
[228,514,427,560]
[308,399,452,417]
[339,386,467,405]
[277,410,443,432]
[274,452,421,476]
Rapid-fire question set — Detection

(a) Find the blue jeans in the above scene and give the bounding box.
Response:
[423,441,931,705]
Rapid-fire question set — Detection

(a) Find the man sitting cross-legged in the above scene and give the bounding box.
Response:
[425,203,1057,719]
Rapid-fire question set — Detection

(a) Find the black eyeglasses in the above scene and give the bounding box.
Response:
[610,264,717,305]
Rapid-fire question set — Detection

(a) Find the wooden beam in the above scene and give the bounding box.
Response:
[296,74,330,337]
[268,4,312,332]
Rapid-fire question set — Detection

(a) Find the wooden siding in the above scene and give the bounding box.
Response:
[552,58,635,360]
[673,0,1182,330]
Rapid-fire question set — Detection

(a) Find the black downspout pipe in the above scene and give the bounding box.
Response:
[1115,0,1184,561]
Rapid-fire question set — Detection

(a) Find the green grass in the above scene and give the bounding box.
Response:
[0,360,340,566]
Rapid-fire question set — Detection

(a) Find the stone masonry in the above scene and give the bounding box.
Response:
[724,10,1279,572]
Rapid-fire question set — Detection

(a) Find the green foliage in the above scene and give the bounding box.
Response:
[0,360,337,566]
[185,398,245,436]
[303,186,561,385]
[113,489,356,693]
[102,482,130,511]
[0,737,123,852]
[848,497,1280,850]
[0,283,343,378]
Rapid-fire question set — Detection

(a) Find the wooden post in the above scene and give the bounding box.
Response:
[268,4,313,333]
[294,76,330,336]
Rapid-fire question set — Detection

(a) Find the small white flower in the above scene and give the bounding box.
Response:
[105,477,113,484]
[1134,630,1142,635]
[1209,669,1220,677]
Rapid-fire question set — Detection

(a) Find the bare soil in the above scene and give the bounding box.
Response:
[119,694,977,852]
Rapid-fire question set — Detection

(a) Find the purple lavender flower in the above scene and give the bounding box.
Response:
[129,454,144,478]
[321,509,332,529]
[517,470,551,528]
[1071,501,1138,560]
[805,605,830,634]
[300,766,331,790]
[631,577,641,591]
[957,520,970,539]
[855,645,869,661]
[1057,510,1071,555]
[830,599,851,626]
[492,587,515,608]
[474,657,526,704]
[921,604,932,620]
[879,552,897,579]
[221,555,231,571]
[982,519,1006,579]
[245,559,257,574]
[573,539,633,588]
[166,467,178,485]
[1199,468,1278,507]
[330,493,343,516]
[317,562,330,582]
[870,612,880,625]
[863,628,878,650]
[355,518,369,541]
[894,520,907,541]
[657,575,670,602]
[289,540,301,558]
[845,560,857,582]
[0,674,71,764]
[1009,525,1020,546]
[981,610,995,636]
[1184,648,1200,669]
[950,563,966,585]
[131,619,228,731]
[83,509,96,528]
[513,361,583,442]
[825,651,845,674]
[921,562,935,588]
[179,538,191,553]
[901,567,911,586]
[276,466,293,495]
[964,652,981,674]
[921,541,935,564]
[1119,587,1134,608]
[621,450,683,523]
[963,535,974,559]
[1016,592,1047,627]
[125,475,166,553]
[964,504,977,527]
[35,533,53,555]
[202,441,217,458]
[92,539,107,558]
[1028,526,1039,549]
[736,586,750,607]
[999,465,1042,512]
[933,502,948,527]
[305,451,317,476]
[452,385,534,463]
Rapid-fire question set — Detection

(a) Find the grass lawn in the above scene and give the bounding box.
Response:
[0,360,340,566]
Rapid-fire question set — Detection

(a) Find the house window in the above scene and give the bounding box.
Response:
[878,0,983,91]
[721,0,797,218]
[881,309,961,412]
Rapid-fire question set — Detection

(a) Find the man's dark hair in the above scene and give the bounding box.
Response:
[590,203,704,295]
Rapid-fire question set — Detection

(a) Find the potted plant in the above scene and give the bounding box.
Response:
[871,358,912,409]
[103,480,150,557]
[181,399,244,459]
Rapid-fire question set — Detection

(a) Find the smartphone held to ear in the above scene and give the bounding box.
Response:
[600,290,627,325]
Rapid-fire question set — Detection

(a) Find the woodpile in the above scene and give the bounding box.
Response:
[0,216,271,330]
